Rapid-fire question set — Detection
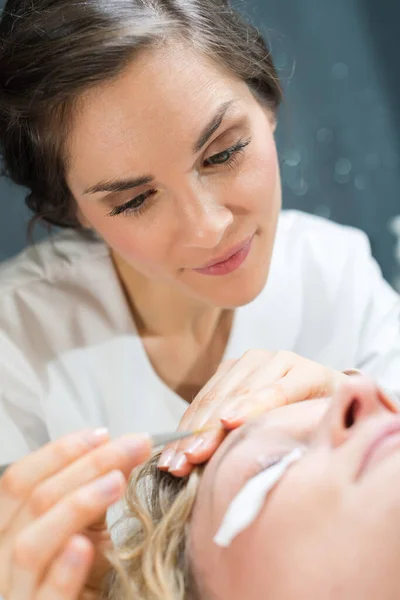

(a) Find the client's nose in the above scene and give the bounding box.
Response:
[325,376,398,448]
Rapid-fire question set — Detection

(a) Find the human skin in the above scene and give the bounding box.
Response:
[63,36,347,478]
[66,40,281,311]
[190,378,400,600]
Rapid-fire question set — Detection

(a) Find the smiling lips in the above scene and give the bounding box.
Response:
[193,234,254,276]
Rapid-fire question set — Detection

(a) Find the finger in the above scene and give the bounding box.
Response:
[178,359,237,432]
[11,470,125,595]
[168,459,194,478]
[240,350,292,390]
[0,428,109,532]
[175,353,288,472]
[167,428,227,476]
[157,359,237,470]
[213,352,292,428]
[221,369,328,424]
[27,434,152,518]
[38,535,94,600]
[172,352,275,463]
[172,356,258,452]
[183,350,275,431]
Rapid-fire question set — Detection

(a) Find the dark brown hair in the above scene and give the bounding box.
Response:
[0,0,281,229]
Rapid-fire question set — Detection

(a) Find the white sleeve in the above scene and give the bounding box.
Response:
[350,230,400,399]
[0,332,49,464]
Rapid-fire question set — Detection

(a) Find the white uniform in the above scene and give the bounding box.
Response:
[0,210,399,465]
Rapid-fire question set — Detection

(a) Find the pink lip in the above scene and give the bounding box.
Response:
[193,235,254,276]
[357,417,400,478]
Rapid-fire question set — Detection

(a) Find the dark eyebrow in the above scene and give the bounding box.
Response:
[83,100,236,196]
[192,99,237,154]
[83,174,153,196]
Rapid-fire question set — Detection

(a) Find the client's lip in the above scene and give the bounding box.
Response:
[357,416,400,478]
[194,235,253,270]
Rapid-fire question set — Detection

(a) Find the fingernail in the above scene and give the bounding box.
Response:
[118,434,151,458]
[221,411,242,424]
[184,436,206,456]
[84,427,109,446]
[168,452,187,472]
[93,470,124,498]
[158,449,175,470]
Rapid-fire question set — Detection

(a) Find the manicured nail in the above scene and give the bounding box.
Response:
[119,434,151,458]
[93,470,124,498]
[158,449,175,470]
[168,452,188,473]
[184,436,206,456]
[221,411,242,424]
[84,427,109,446]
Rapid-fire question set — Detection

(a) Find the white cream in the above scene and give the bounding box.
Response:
[213,446,305,548]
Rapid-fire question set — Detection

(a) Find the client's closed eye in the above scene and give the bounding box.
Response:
[247,453,288,481]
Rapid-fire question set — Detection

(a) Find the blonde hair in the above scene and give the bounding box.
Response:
[106,452,205,600]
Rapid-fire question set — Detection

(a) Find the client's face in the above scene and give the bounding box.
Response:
[190,378,400,600]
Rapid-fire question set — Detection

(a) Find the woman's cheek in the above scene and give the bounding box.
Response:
[79,203,166,267]
[106,225,165,268]
[241,143,279,207]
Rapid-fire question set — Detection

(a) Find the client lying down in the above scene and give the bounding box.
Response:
[107,378,399,600]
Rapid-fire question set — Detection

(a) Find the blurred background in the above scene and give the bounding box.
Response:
[1,0,399,289]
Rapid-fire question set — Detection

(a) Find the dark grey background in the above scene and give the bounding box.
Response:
[1,0,399,289]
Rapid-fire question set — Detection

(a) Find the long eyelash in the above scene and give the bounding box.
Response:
[206,137,252,170]
[108,190,156,217]
[108,137,252,217]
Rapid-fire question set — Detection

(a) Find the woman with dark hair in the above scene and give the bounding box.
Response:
[0,0,398,595]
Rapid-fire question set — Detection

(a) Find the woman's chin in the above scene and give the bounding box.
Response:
[200,271,270,308]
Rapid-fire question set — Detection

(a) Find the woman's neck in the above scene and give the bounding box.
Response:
[112,252,233,401]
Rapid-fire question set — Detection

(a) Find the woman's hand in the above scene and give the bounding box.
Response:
[0,429,151,600]
[158,349,348,476]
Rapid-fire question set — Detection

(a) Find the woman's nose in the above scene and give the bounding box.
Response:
[180,191,234,249]
[325,377,398,448]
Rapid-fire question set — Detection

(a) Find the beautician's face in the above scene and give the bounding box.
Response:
[190,379,400,600]
[66,41,281,308]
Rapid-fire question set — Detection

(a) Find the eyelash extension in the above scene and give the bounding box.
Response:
[108,136,252,217]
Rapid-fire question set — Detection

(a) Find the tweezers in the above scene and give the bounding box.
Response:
[0,429,199,478]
